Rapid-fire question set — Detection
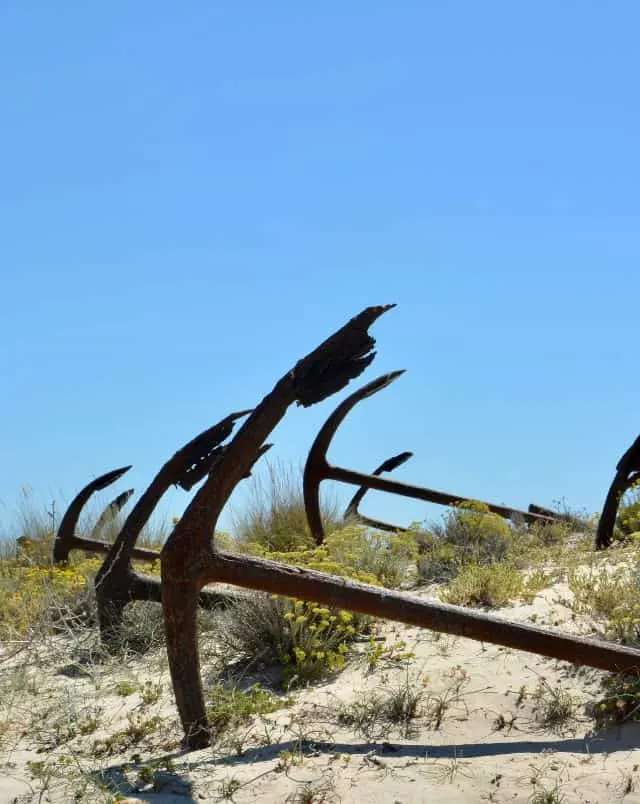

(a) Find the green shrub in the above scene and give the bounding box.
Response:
[592,672,640,725]
[0,557,101,640]
[214,591,368,686]
[417,501,513,584]
[323,525,417,588]
[617,484,640,537]
[416,536,460,583]
[568,564,640,646]
[440,563,525,607]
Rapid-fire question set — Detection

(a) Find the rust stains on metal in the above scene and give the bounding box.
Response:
[343,451,413,532]
[95,411,252,646]
[52,466,132,564]
[596,434,640,550]
[161,305,395,749]
[303,373,556,546]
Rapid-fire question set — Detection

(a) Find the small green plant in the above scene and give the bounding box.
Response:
[116,680,136,697]
[363,636,415,671]
[530,783,565,804]
[286,779,339,803]
[78,709,102,735]
[206,683,292,740]
[133,757,176,793]
[140,681,162,705]
[93,713,164,757]
[591,671,640,725]
[218,776,242,800]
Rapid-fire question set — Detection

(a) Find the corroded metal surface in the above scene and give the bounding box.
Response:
[303,373,556,546]
[596,434,640,550]
[159,305,624,753]
[161,305,394,749]
[90,489,135,541]
[53,466,132,564]
[95,412,253,646]
[343,451,413,532]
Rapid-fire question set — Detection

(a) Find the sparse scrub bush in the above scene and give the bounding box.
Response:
[617,483,640,539]
[417,501,514,583]
[233,461,342,553]
[0,557,101,640]
[217,521,418,684]
[440,562,526,607]
[206,682,292,740]
[591,671,640,725]
[568,564,640,645]
[214,591,368,685]
[92,712,165,757]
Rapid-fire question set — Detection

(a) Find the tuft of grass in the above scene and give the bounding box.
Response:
[286,779,339,803]
[531,678,577,733]
[424,665,470,729]
[530,786,565,804]
[232,461,342,553]
[337,680,424,742]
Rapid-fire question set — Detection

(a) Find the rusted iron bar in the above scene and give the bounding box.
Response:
[343,451,413,532]
[167,543,640,750]
[596,434,640,550]
[64,534,159,562]
[162,305,395,749]
[53,474,163,563]
[527,503,589,530]
[95,411,256,646]
[201,546,640,680]
[304,373,556,545]
[90,489,135,541]
[53,466,132,564]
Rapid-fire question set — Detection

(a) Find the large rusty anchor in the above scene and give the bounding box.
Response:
[304,372,557,546]
[95,413,263,646]
[595,434,640,550]
[158,305,640,750]
[343,452,579,534]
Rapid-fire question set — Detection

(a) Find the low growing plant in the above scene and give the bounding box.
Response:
[206,682,292,740]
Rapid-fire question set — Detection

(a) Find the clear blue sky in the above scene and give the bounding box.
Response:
[1,2,638,539]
